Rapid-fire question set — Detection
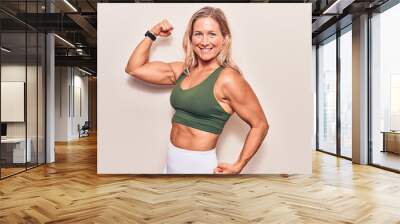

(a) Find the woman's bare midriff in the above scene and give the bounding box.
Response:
[170,123,219,151]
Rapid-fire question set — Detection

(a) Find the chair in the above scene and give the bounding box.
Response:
[79,121,90,138]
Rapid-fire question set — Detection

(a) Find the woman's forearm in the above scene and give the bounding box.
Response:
[125,37,153,74]
[234,121,269,172]
[125,20,173,76]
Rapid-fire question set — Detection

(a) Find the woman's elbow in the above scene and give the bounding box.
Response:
[251,119,269,135]
[125,66,137,77]
[261,120,269,136]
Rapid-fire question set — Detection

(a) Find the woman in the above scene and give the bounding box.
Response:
[125,6,269,174]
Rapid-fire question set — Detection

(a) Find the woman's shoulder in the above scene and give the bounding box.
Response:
[220,66,241,76]
[219,66,244,84]
[218,67,251,98]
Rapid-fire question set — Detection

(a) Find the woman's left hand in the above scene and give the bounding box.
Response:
[214,163,242,174]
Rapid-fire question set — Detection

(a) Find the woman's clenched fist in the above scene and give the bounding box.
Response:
[150,19,174,37]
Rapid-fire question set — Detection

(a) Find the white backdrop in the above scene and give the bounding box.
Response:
[98,3,313,174]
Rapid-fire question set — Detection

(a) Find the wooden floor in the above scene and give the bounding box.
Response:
[1,163,45,178]
[0,167,26,178]
[1,135,400,223]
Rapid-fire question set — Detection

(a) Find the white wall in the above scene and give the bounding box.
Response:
[98,3,313,174]
[55,67,89,141]
[55,67,69,141]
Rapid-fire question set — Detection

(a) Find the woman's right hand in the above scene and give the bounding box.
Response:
[150,19,174,37]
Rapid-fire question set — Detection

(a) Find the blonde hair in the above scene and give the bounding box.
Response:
[183,6,241,74]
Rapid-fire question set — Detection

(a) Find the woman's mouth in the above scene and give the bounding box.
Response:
[200,47,213,54]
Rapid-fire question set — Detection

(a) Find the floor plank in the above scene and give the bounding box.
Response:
[0,134,400,223]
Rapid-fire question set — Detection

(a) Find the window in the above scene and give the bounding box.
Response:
[340,27,352,158]
[371,2,400,171]
[318,36,337,154]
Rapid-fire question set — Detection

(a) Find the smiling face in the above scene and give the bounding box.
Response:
[191,17,225,64]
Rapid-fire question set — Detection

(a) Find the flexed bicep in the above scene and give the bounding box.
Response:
[127,61,183,85]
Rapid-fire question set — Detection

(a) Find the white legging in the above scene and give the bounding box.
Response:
[165,142,218,174]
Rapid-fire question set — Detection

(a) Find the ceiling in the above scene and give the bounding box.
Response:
[0,0,392,75]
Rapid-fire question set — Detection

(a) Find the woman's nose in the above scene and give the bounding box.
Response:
[200,36,209,46]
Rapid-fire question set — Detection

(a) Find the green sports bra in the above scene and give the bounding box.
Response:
[170,66,232,134]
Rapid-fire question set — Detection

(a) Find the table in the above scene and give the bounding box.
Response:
[381,131,400,154]
[1,138,31,163]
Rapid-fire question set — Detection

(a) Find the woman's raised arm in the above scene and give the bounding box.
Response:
[125,20,183,85]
